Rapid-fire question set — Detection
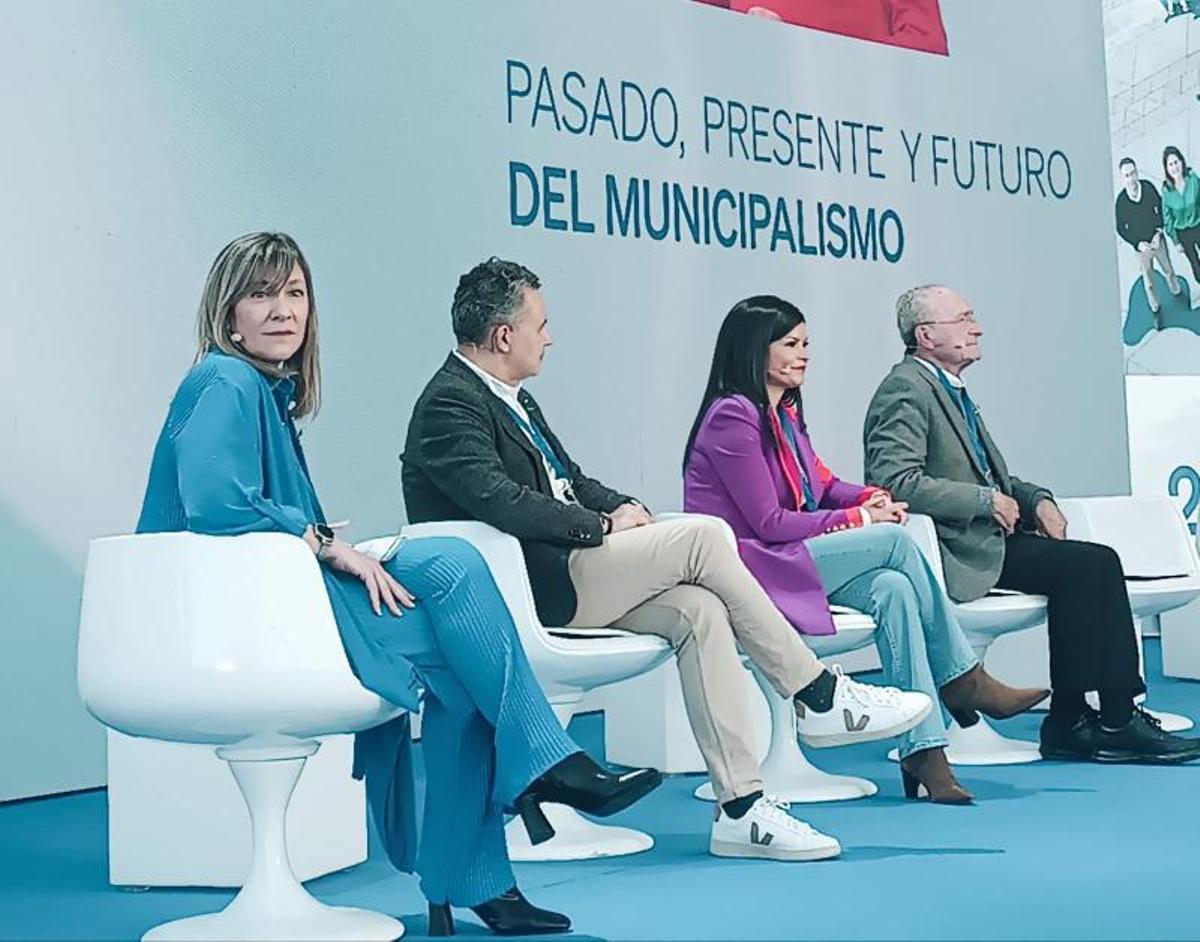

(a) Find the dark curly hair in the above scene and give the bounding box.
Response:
[451,257,542,345]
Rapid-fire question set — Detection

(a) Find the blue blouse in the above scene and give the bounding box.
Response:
[137,350,420,868]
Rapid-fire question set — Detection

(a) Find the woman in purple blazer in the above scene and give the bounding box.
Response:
[683,296,1046,802]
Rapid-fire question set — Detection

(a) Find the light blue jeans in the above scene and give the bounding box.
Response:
[805,523,978,760]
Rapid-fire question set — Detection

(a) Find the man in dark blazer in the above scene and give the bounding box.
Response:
[403,257,932,860]
[864,283,1200,764]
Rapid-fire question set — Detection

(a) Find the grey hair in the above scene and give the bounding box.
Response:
[451,257,541,345]
[896,284,941,351]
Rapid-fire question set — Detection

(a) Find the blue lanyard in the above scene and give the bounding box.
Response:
[777,407,818,511]
[935,371,991,476]
[505,405,570,482]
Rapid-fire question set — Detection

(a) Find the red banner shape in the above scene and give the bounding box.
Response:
[691,0,948,56]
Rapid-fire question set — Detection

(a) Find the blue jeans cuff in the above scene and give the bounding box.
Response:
[934,657,979,690]
[898,736,950,760]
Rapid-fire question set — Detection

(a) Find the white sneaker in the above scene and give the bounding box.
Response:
[710,795,841,861]
[795,665,932,748]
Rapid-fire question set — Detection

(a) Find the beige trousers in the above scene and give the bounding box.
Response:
[1136,236,1179,310]
[565,516,824,802]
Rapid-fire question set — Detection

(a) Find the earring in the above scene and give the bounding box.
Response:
[230,332,243,343]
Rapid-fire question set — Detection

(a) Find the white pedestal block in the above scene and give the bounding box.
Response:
[1162,599,1200,679]
[602,661,766,774]
[108,731,366,888]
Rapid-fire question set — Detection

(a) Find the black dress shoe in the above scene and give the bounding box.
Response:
[512,751,662,844]
[1092,708,1200,764]
[1041,706,1200,764]
[429,887,571,936]
[1040,706,1103,761]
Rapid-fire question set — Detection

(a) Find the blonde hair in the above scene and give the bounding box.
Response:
[195,232,321,418]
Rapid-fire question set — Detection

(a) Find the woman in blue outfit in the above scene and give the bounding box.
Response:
[136,232,660,936]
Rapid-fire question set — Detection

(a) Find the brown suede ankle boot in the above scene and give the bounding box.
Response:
[900,747,973,804]
[939,664,1049,728]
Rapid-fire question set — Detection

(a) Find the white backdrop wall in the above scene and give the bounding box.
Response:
[0,0,1127,801]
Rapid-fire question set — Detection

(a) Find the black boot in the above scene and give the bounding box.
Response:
[429,887,571,936]
[512,751,662,844]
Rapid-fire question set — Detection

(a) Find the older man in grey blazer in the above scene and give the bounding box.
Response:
[863,284,1200,764]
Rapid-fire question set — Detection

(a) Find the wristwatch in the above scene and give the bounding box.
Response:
[312,523,336,559]
[599,512,613,536]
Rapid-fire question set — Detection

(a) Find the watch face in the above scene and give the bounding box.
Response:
[315,524,335,543]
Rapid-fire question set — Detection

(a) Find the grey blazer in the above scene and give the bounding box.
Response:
[862,356,1052,602]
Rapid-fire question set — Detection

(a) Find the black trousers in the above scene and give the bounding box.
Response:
[996,533,1145,719]
[1176,224,1200,283]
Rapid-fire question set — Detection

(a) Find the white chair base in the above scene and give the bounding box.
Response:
[144,902,402,942]
[141,741,402,942]
[943,719,1042,765]
[693,643,879,804]
[1085,693,1194,733]
[888,718,1042,766]
[504,699,654,862]
[1139,707,1193,733]
[984,623,1051,704]
[504,803,653,861]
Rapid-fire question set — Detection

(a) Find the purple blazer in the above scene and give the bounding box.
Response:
[683,395,876,636]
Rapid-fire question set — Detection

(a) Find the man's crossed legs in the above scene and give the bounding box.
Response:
[565,516,931,860]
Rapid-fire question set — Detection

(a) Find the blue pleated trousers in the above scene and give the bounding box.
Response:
[367,536,577,906]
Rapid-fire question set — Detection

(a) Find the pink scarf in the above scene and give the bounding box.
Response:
[766,404,807,511]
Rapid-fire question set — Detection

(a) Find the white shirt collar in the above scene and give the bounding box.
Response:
[452,350,524,408]
[913,355,966,389]
[451,350,577,504]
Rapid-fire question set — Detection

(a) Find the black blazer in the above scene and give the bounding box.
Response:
[401,354,633,626]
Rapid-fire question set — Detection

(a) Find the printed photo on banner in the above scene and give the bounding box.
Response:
[689,0,948,55]
[1108,0,1200,374]
[1108,3,1200,539]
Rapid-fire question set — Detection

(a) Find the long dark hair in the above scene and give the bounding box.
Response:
[1163,145,1190,191]
[682,295,806,471]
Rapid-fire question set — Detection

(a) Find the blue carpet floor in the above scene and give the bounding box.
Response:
[3,640,1200,941]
